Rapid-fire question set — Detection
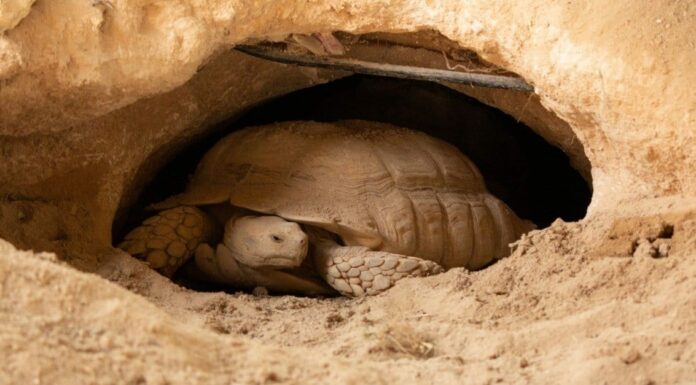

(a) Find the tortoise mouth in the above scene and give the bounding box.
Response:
[249,255,307,267]
[252,241,310,268]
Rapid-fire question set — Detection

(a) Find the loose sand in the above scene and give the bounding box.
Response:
[2,207,695,384]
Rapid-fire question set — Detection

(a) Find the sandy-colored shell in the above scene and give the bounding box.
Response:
[154,120,532,269]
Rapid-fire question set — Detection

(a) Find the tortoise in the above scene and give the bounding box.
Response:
[119,120,534,297]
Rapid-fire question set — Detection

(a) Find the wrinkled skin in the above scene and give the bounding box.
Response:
[222,215,308,268]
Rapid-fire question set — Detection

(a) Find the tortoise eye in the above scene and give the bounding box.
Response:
[271,235,283,242]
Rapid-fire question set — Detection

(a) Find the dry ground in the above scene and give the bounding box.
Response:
[2,209,695,384]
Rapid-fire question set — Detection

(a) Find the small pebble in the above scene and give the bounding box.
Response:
[621,348,642,364]
[252,286,269,297]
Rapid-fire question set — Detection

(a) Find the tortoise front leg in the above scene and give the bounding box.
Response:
[118,206,217,277]
[309,232,444,297]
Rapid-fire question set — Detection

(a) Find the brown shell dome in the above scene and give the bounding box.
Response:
[155,120,532,269]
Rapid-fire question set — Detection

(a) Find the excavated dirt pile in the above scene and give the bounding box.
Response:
[1,1,695,384]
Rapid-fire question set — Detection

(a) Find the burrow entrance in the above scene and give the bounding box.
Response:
[115,74,591,293]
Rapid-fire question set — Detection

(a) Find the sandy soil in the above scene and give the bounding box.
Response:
[1,1,694,384]
[2,206,695,384]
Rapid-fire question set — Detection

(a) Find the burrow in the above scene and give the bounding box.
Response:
[112,31,592,295]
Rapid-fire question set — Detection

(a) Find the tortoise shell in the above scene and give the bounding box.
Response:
[154,120,532,269]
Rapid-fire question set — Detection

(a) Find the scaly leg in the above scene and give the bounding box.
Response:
[310,231,444,297]
[119,206,217,277]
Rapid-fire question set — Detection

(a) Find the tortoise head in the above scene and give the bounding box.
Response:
[223,215,309,268]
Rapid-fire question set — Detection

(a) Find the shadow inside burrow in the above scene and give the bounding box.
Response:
[114,74,592,294]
